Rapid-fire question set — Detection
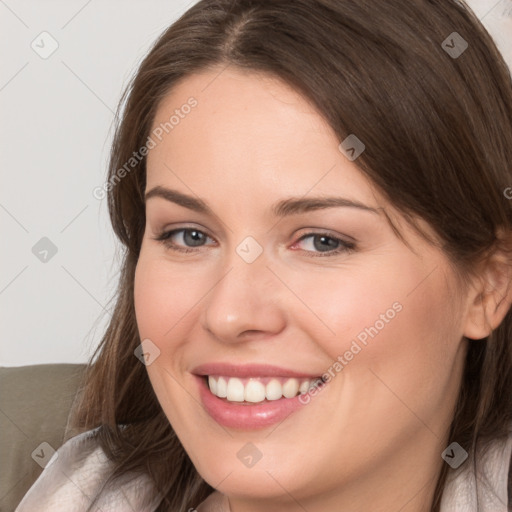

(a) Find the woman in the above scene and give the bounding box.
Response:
[15,0,512,510]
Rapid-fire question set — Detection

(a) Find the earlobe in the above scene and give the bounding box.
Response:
[462,246,512,340]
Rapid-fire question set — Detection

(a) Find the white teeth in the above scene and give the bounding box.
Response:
[244,379,266,403]
[299,380,310,394]
[208,375,217,395]
[282,378,299,398]
[207,375,315,403]
[266,379,283,400]
[226,377,245,401]
[216,377,228,398]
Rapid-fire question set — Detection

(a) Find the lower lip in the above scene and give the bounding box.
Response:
[195,375,311,430]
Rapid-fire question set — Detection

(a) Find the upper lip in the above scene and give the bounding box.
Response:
[192,362,321,379]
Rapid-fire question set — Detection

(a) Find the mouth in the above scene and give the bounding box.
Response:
[192,364,325,430]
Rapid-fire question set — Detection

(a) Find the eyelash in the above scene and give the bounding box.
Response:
[152,228,356,258]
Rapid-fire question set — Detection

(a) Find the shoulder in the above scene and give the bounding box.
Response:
[15,427,108,511]
[15,427,161,512]
[440,427,512,512]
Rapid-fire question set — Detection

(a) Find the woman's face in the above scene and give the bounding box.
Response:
[134,66,469,509]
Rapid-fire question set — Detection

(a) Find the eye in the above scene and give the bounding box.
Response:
[152,227,356,257]
[292,232,356,257]
[153,228,215,253]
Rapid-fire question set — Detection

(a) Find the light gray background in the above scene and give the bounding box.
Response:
[1,0,510,367]
[1,0,194,366]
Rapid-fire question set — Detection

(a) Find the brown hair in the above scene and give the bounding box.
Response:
[67,1,512,510]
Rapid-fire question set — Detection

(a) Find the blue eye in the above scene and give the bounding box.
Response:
[154,228,214,253]
[153,228,356,257]
[293,233,356,257]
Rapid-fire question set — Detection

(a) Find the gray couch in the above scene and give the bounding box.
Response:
[0,364,87,512]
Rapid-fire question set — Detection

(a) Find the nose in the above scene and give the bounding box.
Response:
[201,248,287,344]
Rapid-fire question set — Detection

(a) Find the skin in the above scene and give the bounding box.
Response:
[133,65,511,512]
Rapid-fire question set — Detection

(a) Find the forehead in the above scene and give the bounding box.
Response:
[151,66,320,129]
[150,67,334,162]
[146,67,380,205]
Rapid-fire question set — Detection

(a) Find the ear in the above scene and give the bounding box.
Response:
[463,236,512,340]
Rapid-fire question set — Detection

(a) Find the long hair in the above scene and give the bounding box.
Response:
[67,1,512,510]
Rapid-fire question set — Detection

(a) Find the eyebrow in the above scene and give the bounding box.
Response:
[144,185,381,217]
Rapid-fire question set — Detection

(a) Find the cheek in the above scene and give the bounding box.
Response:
[335,264,460,433]
[134,260,170,340]
[134,253,202,341]
[134,255,205,437]
[293,255,458,388]
[287,259,417,362]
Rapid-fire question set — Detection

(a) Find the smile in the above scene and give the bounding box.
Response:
[192,363,325,430]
